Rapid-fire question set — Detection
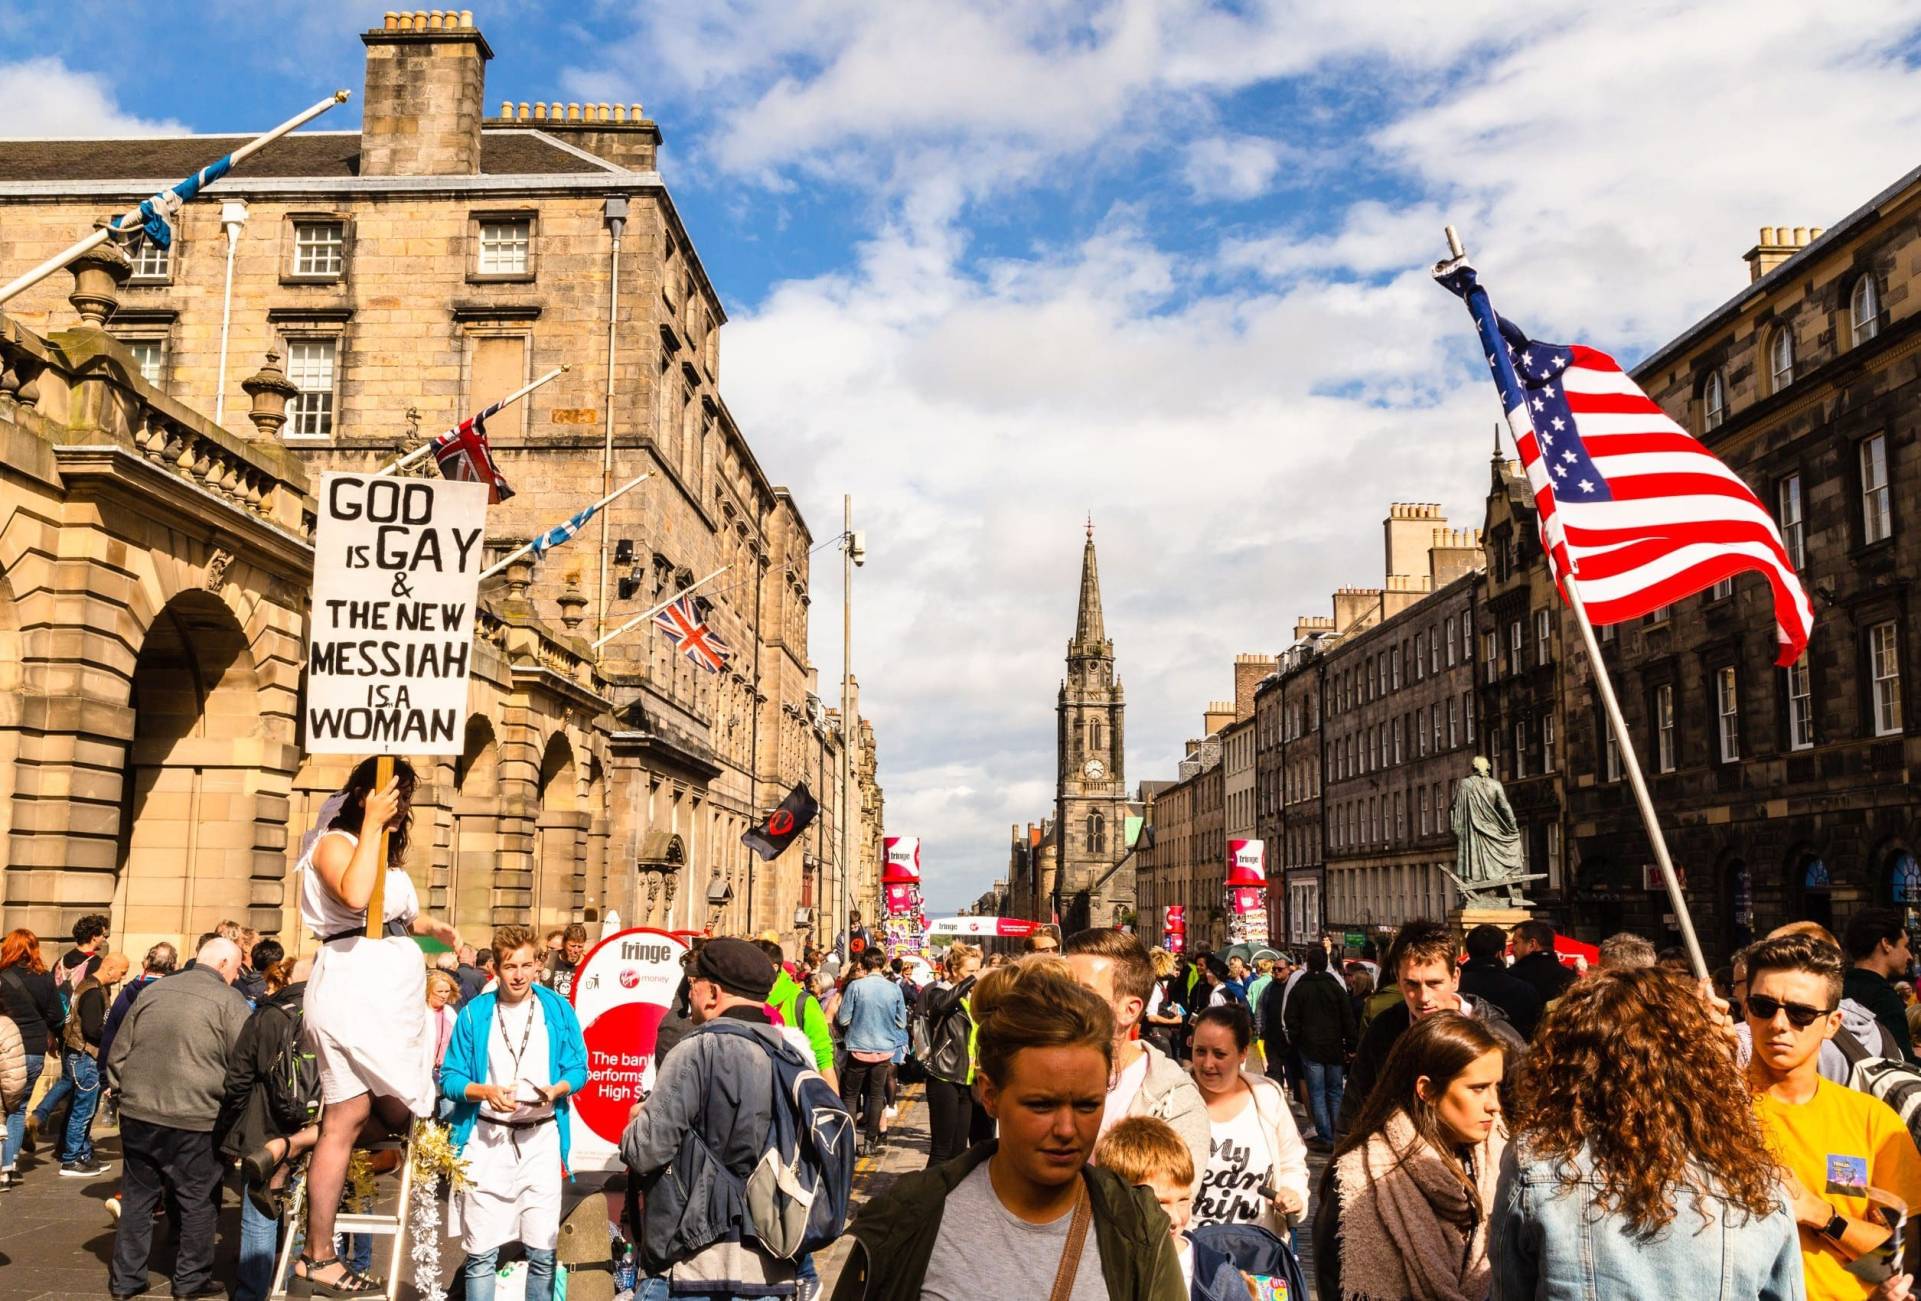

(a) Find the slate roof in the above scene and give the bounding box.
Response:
[0,130,607,182]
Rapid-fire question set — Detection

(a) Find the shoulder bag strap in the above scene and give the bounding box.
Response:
[1047,1181,1093,1301]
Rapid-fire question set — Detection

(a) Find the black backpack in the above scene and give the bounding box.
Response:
[261,1001,321,1134]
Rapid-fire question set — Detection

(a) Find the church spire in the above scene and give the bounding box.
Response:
[1073,519,1107,652]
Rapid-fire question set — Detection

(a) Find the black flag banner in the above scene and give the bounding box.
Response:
[742,781,819,861]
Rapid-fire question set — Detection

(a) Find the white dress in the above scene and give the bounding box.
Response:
[299,829,435,1114]
[453,994,562,1253]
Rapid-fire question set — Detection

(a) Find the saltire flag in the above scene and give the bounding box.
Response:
[742,782,818,861]
[431,405,516,504]
[655,596,732,672]
[1438,264,1813,667]
[112,154,235,250]
[528,500,599,560]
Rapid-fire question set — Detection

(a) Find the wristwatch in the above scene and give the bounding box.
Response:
[1821,1207,1849,1243]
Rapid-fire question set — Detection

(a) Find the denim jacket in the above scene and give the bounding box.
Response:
[1491,1141,1805,1301]
[835,973,907,1055]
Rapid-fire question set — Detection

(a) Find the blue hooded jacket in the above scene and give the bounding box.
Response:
[440,983,590,1170]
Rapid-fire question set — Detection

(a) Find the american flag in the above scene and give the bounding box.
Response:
[430,405,515,504]
[1439,264,1813,667]
[655,596,731,673]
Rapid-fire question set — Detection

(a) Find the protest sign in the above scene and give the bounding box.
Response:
[567,927,689,1173]
[305,473,489,755]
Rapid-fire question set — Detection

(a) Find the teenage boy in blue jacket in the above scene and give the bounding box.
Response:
[442,925,589,1301]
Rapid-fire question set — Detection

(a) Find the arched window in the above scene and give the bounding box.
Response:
[1701,369,1726,432]
[1769,327,1794,393]
[1853,276,1882,347]
[1088,718,1104,753]
[1087,811,1106,855]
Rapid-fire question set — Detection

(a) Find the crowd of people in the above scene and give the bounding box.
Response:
[10,794,1921,1301]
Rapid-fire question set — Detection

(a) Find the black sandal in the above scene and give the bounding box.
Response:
[240,1139,288,1220]
[291,1252,382,1298]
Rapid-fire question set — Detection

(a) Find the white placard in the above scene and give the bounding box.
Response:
[305,473,489,756]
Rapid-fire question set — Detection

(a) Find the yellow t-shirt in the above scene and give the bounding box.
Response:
[1755,1077,1921,1301]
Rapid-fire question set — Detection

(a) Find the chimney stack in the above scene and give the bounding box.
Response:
[1743,224,1824,284]
[361,11,492,177]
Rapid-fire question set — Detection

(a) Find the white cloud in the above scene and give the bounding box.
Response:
[0,58,185,137]
[1183,134,1288,201]
[569,1,1921,909]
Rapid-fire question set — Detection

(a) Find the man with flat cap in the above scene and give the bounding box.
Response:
[622,938,825,1298]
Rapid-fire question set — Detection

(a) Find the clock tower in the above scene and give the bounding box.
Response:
[1055,522,1132,930]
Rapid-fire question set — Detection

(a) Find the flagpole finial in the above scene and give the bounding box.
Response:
[333,90,351,103]
[1085,514,1094,541]
[1444,225,1465,260]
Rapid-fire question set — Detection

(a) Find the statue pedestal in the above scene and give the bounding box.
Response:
[1449,904,1534,936]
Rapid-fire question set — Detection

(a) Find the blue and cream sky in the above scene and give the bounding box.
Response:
[6,1,1920,910]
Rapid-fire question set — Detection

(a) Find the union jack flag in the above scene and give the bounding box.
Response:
[431,405,515,504]
[655,596,731,673]
[1438,263,1813,667]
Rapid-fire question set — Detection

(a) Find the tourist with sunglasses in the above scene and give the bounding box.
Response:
[1746,932,1921,1301]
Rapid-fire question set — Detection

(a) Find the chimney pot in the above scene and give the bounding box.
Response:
[1759,226,1773,244]
[428,10,444,29]
[460,8,473,25]
[598,102,612,121]
[412,10,426,27]
[517,101,530,121]
[1811,226,1825,240]
[498,100,512,118]
[631,102,643,119]
[1792,226,1808,245]
[533,102,547,120]
[567,102,582,122]
[383,11,399,29]
[613,103,627,122]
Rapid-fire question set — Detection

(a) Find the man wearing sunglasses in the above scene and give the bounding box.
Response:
[1747,932,1921,1301]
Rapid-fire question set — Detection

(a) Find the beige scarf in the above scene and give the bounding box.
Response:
[1334,1109,1505,1301]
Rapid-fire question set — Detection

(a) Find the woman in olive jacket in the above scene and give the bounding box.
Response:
[832,958,1184,1301]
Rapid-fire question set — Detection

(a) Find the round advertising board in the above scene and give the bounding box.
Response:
[566,927,689,1174]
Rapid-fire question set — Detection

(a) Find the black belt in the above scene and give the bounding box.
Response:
[321,919,410,944]
[481,1111,554,1157]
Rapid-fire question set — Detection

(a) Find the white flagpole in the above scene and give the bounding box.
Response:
[592,566,730,651]
[1438,224,1708,981]
[0,91,351,308]
[478,472,651,582]
[373,365,570,477]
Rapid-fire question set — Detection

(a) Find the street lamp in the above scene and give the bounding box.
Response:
[840,498,864,958]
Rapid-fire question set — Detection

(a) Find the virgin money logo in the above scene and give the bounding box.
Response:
[618,968,641,989]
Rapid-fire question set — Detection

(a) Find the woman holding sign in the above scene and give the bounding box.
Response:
[293,757,460,1297]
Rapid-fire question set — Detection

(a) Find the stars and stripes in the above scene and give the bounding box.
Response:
[655,596,732,673]
[1439,263,1813,666]
[430,405,516,504]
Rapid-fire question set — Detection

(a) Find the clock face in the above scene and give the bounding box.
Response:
[1083,759,1105,780]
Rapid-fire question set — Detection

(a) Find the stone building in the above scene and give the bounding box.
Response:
[1474,444,1576,914]
[1315,506,1484,931]
[1547,167,1921,956]
[1055,525,1135,931]
[1263,630,1335,946]
[0,12,877,957]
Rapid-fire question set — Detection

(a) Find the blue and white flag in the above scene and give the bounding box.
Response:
[529,503,598,560]
[116,155,235,250]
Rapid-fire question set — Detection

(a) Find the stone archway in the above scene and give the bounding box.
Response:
[113,590,267,957]
[532,732,583,929]
[451,715,500,934]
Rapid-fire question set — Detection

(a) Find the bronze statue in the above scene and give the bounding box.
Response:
[1448,756,1539,906]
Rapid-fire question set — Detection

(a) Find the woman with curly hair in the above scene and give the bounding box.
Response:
[1493,965,1802,1299]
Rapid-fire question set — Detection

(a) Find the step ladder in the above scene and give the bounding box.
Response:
[268,1134,417,1301]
